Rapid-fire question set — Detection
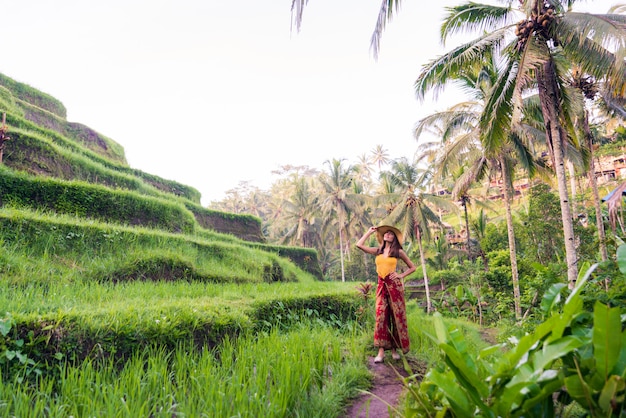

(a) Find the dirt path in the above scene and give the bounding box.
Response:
[343,357,426,418]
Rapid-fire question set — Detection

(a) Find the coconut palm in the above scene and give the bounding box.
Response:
[415,53,544,319]
[278,177,321,248]
[354,152,375,193]
[371,144,391,171]
[380,157,456,312]
[318,158,360,282]
[412,0,626,288]
[568,67,609,262]
[290,0,626,287]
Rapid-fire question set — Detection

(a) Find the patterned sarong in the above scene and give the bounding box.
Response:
[374,275,410,353]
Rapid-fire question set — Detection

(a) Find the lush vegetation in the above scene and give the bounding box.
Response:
[2,0,626,416]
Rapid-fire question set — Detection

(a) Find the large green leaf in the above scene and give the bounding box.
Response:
[564,373,594,405]
[531,336,585,372]
[564,262,596,305]
[447,326,473,371]
[540,283,566,317]
[612,330,626,377]
[440,343,489,400]
[427,368,475,418]
[593,301,622,380]
[501,316,559,372]
[598,375,626,414]
[433,312,448,343]
[520,377,563,416]
[494,381,533,416]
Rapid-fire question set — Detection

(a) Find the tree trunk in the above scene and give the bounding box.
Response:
[501,155,521,320]
[537,59,579,289]
[463,199,473,261]
[338,209,346,282]
[339,230,345,282]
[568,160,577,216]
[584,110,608,263]
[416,227,431,313]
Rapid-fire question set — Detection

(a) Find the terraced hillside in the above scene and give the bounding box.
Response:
[0,73,359,380]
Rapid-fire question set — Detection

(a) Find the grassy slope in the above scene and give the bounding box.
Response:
[0,73,338,360]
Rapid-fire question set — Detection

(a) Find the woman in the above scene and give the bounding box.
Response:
[356,225,416,363]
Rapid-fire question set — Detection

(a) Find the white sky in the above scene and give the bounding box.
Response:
[0,0,617,204]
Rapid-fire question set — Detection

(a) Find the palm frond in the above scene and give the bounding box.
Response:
[609,5,626,14]
[414,106,480,143]
[414,28,510,101]
[510,34,549,101]
[509,131,538,177]
[558,13,626,94]
[479,55,518,154]
[451,154,489,199]
[440,2,516,45]
[290,0,309,33]
[561,12,626,52]
[437,130,482,176]
[605,181,626,232]
[600,89,626,118]
[370,0,402,60]
[521,95,545,129]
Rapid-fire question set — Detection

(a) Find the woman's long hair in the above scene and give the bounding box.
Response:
[376,232,402,258]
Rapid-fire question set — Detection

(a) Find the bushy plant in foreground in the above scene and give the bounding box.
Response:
[403,255,626,417]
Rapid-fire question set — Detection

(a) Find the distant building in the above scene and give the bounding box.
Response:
[595,154,626,184]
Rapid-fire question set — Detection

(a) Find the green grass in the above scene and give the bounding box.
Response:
[0,207,312,285]
[1,280,357,314]
[0,295,491,417]
[0,325,371,418]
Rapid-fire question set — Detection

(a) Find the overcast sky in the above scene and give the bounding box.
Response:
[0,0,616,204]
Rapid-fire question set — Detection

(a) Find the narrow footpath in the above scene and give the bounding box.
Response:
[343,357,426,418]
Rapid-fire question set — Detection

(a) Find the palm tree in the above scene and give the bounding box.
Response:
[290,0,626,288]
[370,144,391,171]
[568,68,609,262]
[318,158,359,282]
[380,157,455,312]
[354,153,375,194]
[279,177,320,248]
[413,0,626,288]
[415,53,543,319]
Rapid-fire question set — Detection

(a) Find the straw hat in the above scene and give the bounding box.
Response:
[375,225,403,244]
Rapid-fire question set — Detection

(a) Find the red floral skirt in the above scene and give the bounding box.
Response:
[374,275,410,353]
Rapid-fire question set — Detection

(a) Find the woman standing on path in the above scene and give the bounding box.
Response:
[356,225,416,363]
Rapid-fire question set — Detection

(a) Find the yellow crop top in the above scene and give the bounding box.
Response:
[375,255,397,278]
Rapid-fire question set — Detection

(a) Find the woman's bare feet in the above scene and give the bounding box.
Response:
[374,347,385,363]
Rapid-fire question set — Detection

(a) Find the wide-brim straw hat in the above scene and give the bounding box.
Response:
[376,225,403,244]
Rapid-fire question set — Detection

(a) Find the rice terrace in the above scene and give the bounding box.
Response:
[3,0,626,417]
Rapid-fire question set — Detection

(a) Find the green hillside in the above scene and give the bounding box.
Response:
[0,73,353,383]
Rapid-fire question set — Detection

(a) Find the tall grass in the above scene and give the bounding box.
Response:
[0,209,311,287]
[1,279,356,315]
[0,325,371,418]
[0,207,317,281]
